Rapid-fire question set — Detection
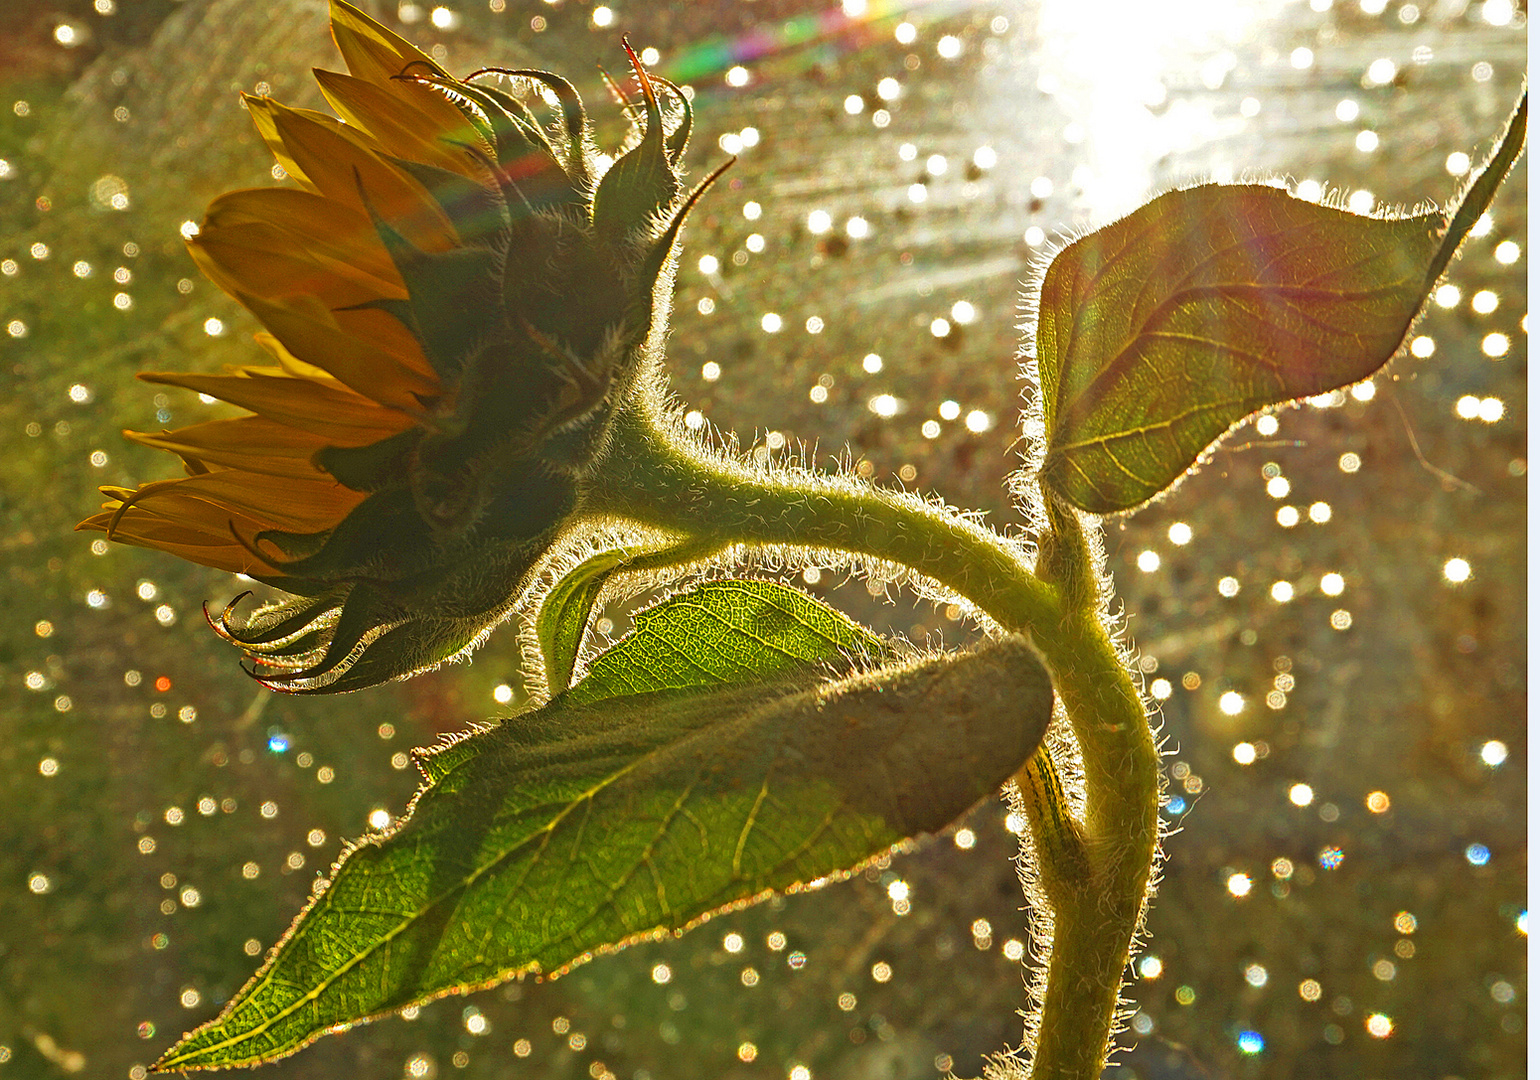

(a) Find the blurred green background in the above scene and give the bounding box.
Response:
[0,0,1525,1077]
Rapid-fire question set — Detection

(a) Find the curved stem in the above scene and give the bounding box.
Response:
[1024,494,1161,1079]
[585,401,1061,634]
[585,399,1159,1080]
[1026,606,1158,1078]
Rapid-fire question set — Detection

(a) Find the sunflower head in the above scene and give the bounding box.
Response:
[77,0,722,692]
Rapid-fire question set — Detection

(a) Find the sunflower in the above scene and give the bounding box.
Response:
[78,0,722,693]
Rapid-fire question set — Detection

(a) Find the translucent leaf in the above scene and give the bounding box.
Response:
[1036,94,1526,514]
[535,545,646,695]
[155,587,1051,1071]
[565,578,891,704]
[534,541,730,696]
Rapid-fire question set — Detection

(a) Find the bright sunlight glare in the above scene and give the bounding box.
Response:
[1023,0,1265,218]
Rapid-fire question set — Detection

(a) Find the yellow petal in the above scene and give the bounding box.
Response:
[190,225,386,314]
[251,331,435,411]
[96,479,191,505]
[329,306,437,383]
[93,482,264,537]
[252,333,346,383]
[98,470,365,539]
[329,0,441,82]
[327,0,479,146]
[263,100,458,253]
[80,478,338,575]
[200,188,406,297]
[170,470,367,533]
[125,417,336,479]
[77,506,271,575]
[245,95,321,194]
[313,69,481,179]
[82,479,270,564]
[238,292,439,410]
[139,369,416,447]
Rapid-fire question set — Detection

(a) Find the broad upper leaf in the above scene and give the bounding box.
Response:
[1037,93,1526,514]
[156,583,1052,1070]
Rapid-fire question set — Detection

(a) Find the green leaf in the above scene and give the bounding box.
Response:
[566,578,891,705]
[1037,92,1526,514]
[534,545,645,695]
[155,595,1052,1071]
[535,542,743,695]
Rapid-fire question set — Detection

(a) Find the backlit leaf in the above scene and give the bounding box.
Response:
[1037,93,1526,514]
[155,587,1050,1071]
[534,545,645,695]
[566,578,891,704]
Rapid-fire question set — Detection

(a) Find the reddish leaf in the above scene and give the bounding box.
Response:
[1036,93,1525,514]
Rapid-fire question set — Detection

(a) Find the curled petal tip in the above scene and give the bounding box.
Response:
[205,591,258,643]
[386,59,440,84]
[226,520,286,574]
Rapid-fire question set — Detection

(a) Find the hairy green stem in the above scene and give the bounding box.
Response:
[586,400,1159,1080]
[1017,495,1160,1079]
[586,402,1061,632]
[1026,606,1158,1078]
